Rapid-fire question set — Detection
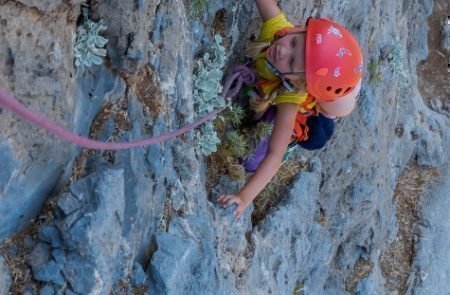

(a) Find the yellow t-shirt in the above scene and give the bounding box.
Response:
[254,13,313,110]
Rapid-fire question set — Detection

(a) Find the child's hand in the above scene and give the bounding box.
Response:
[217,194,250,219]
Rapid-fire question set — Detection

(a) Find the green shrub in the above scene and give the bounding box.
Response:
[368,59,382,84]
[224,131,250,158]
[191,0,207,17]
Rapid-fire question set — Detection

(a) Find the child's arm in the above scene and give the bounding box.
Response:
[255,0,282,22]
[218,103,298,218]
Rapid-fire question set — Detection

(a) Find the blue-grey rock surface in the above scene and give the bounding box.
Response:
[0,0,449,294]
[442,21,450,53]
[0,1,84,241]
[406,166,450,294]
[0,256,11,295]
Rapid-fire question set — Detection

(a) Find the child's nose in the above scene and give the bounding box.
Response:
[278,45,287,59]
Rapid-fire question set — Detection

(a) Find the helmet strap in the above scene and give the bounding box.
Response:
[264,59,300,92]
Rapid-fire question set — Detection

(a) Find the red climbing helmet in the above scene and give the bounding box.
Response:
[305,18,363,103]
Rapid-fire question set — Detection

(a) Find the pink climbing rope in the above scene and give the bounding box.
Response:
[0,65,256,150]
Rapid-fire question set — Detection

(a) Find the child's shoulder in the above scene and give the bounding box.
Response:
[273,91,311,107]
[258,13,294,42]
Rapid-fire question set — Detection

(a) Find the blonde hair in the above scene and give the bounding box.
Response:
[244,41,271,60]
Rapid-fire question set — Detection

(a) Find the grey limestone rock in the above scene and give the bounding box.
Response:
[26,242,64,285]
[21,168,133,293]
[406,167,450,294]
[1,0,449,294]
[16,0,63,12]
[148,232,203,294]
[0,256,11,295]
[0,1,76,241]
[241,160,330,294]
[441,20,450,53]
[38,225,63,248]
[91,0,161,74]
[131,262,147,287]
[40,284,55,295]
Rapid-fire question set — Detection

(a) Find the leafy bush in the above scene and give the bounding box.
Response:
[195,121,221,155]
[226,104,246,127]
[73,18,108,77]
[194,35,228,155]
[224,131,249,158]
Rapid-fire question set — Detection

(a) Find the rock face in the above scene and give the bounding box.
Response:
[0,256,11,294]
[0,0,449,294]
[441,19,450,53]
[407,166,450,294]
[0,1,78,241]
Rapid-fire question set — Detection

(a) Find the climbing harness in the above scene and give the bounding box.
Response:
[0,65,257,150]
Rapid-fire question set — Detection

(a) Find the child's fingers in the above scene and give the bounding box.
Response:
[217,195,233,207]
[218,194,232,204]
[217,194,231,202]
[234,207,243,219]
[233,203,247,219]
[233,209,240,219]
[223,197,239,208]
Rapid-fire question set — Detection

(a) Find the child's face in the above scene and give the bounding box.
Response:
[266,32,306,82]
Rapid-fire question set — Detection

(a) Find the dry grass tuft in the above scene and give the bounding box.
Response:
[70,149,91,183]
[89,99,131,141]
[212,9,228,41]
[205,145,246,193]
[0,201,57,294]
[380,162,440,294]
[125,65,165,120]
[345,258,374,293]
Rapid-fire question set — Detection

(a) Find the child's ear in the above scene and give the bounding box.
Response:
[318,95,356,117]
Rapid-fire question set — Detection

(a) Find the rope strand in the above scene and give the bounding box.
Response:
[0,65,257,150]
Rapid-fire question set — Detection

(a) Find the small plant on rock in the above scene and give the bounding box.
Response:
[191,0,208,18]
[73,17,108,77]
[193,34,228,155]
[196,121,221,155]
[368,59,383,85]
[226,104,246,127]
[253,121,274,140]
[387,43,408,86]
[224,131,249,158]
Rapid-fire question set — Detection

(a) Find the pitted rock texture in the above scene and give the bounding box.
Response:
[0,256,11,294]
[0,0,449,294]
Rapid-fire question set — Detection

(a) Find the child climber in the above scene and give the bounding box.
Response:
[218,0,363,219]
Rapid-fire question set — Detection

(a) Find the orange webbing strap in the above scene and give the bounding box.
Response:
[293,112,309,142]
[293,94,318,142]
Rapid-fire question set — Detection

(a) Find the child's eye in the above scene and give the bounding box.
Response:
[291,37,296,48]
[290,58,295,69]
